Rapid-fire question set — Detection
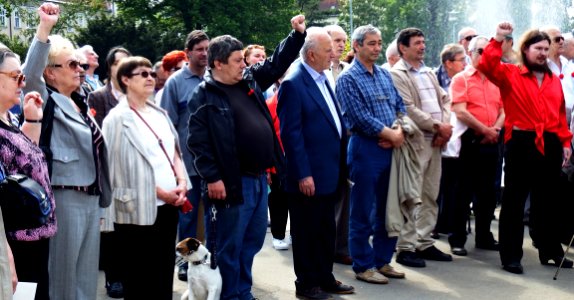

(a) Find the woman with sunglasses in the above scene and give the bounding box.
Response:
[102,56,189,299]
[0,45,56,300]
[22,3,111,299]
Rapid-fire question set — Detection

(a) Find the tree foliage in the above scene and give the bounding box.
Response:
[338,0,462,66]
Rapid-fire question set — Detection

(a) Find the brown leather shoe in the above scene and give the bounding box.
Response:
[379,264,405,279]
[334,255,353,265]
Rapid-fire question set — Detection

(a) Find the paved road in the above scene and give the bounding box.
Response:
[97,214,574,300]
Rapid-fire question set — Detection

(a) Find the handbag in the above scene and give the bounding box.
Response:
[0,162,51,232]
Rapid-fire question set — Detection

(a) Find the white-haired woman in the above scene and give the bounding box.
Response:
[22,3,111,299]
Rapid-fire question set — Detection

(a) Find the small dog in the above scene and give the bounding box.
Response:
[176,237,222,300]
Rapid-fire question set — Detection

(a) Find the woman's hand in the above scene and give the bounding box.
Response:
[7,242,17,293]
[156,186,187,206]
[22,92,43,121]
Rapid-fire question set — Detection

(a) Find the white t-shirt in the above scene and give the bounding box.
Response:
[132,107,177,206]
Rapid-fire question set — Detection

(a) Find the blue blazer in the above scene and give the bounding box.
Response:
[278,62,347,196]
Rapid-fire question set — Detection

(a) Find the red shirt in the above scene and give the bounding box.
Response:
[450,66,502,127]
[266,92,282,174]
[477,38,572,154]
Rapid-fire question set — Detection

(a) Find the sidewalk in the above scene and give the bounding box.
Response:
[97,216,574,299]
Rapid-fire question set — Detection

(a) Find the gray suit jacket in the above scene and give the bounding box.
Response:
[22,37,111,208]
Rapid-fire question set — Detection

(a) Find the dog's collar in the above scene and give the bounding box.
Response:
[191,254,209,266]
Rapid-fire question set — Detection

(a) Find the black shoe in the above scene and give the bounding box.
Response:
[178,264,188,281]
[502,263,524,274]
[296,287,332,300]
[106,282,124,299]
[321,280,354,294]
[417,246,453,262]
[451,247,468,256]
[540,256,574,268]
[476,240,499,251]
[430,229,440,239]
[396,251,426,268]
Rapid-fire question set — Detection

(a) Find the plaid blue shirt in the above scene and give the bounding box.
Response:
[336,59,406,137]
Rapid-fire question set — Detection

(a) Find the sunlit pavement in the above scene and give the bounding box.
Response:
[97,210,574,299]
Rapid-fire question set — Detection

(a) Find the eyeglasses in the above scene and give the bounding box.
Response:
[80,64,90,71]
[450,57,467,63]
[464,35,478,42]
[553,36,564,43]
[130,71,157,79]
[51,59,82,70]
[0,70,25,85]
[474,48,484,55]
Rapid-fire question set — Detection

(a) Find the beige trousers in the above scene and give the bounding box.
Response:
[397,138,442,252]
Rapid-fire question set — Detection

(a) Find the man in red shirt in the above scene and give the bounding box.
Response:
[478,22,573,274]
[449,36,505,256]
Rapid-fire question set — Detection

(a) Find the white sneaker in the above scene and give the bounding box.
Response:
[272,238,289,250]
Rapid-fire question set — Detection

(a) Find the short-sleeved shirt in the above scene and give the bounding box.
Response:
[450,66,502,127]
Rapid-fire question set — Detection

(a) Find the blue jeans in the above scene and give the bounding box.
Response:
[347,135,397,273]
[178,175,202,242]
[210,175,268,300]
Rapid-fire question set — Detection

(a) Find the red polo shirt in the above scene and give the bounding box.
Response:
[450,66,502,127]
[477,38,572,154]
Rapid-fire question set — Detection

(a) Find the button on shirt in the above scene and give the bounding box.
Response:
[336,59,406,137]
[301,61,343,137]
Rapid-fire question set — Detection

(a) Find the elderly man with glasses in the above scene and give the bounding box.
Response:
[448,36,505,256]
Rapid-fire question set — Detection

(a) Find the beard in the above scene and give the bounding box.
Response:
[523,57,551,74]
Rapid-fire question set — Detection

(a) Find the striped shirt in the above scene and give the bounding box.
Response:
[336,59,406,138]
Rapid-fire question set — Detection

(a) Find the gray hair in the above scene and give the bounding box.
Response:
[324,24,346,37]
[352,25,381,50]
[385,39,398,60]
[457,27,477,41]
[300,27,330,63]
[468,36,489,53]
[439,43,465,63]
[208,35,243,68]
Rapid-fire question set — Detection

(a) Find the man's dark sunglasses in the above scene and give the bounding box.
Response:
[464,35,478,42]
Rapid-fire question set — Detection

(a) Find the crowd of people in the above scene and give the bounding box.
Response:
[1,1,574,300]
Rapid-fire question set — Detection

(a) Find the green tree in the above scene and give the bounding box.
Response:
[114,0,300,52]
[338,0,462,66]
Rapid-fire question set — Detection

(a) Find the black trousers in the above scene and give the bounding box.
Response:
[436,157,462,235]
[268,173,289,240]
[115,204,179,300]
[499,131,565,265]
[100,231,123,283]
[449,130,499,247]
[8,238,50,300]
[289,192,336,290]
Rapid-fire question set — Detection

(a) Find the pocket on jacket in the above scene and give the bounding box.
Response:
[51,147,80,178]
[113,187,136,213]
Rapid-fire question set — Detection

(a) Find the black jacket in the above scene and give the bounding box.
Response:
[187,30,305,205]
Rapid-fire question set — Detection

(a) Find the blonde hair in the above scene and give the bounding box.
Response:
[47,35,76,66]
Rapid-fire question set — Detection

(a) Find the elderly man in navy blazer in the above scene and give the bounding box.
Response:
[278,27,354,300]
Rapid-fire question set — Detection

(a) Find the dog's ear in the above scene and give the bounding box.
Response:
[187,238,201,251]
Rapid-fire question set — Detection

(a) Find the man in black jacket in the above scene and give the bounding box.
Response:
[187,15,306,300]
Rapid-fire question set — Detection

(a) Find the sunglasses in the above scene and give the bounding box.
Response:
[51,59,82,70]
[80,63,90,71]
[464,35,478,42]
[0,70,26,85]
[130,71,157,79]
[474,48,484,55]
[171,67,181,72]
[553,36,564,43]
